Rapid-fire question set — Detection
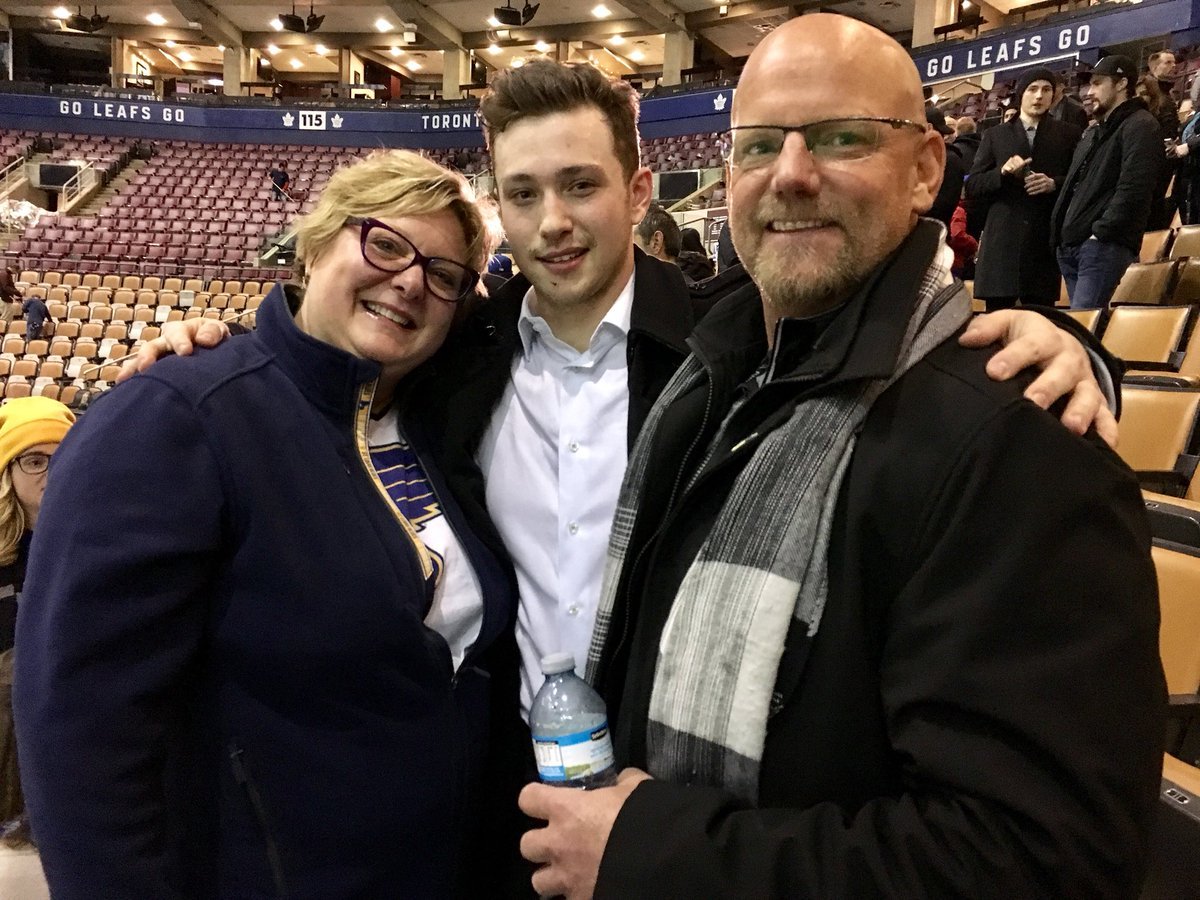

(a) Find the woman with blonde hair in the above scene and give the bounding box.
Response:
[0,397,74,653]
[16,150,517,898]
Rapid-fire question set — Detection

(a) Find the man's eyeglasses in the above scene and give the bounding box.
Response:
[14,452,51,476]
[721,118,928,170]
[345,217,480,303]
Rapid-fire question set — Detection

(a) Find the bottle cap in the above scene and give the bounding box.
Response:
[540,652,576,675]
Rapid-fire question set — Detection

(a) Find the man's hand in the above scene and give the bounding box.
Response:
[519,769,651,900]
[116,320,230,384]
[960,310,1118,448]
[1023,172,1056,196]
[1174,142,1190,158]
[1001,154,1031,176]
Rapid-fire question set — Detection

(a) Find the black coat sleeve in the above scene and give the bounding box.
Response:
[965,128,1007,201]
[594,401,1165,899]
[1093,116,1165,243]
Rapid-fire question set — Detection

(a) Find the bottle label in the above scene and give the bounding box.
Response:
[531,721,615,783]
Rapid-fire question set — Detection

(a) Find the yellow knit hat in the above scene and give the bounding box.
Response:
[0,397,76,473]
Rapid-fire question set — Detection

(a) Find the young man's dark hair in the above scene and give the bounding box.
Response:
[480,59,642,179]
[635,203,682,259]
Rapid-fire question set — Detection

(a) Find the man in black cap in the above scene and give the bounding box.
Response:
[1051,54,1163,309]
[968,67,1082,310]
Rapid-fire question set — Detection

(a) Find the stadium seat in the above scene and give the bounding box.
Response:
[1118,387,1200,492]
[1170,225,1200,259]
[1064,309,1102,332]
[1101,306,1192,369]
[1111,261,1178,305]
[1152,542,1200,756]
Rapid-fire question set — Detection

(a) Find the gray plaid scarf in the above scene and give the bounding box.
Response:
[586,245,970,802]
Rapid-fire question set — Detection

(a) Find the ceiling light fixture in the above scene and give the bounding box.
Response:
[314,43,327,55]
[390,46,402,57]
[403,29,416,43]
[165,39,176,47]
[511,56,525,67]
[629,47,645,62]
[487,43,501,55]
[375,17,393,32]
[592,4,611,18]
[146,11,166,25]
[266,43,280,55]
[279,1,322,33]
[535,40,550,52]
[178,49,192,61]
[64,4,108,33]
[405,59,421,71]
[492,1,520,27]
[609,34,624,45]
[270,17,283,30]
[51,6,70,18]
[289,57,302,68]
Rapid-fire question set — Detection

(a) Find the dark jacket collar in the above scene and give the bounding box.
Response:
[258,283,381,417]
[1098,96,1148,134]
[688,219,945,388]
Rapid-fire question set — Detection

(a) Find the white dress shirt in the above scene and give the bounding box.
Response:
[477,274,635,717]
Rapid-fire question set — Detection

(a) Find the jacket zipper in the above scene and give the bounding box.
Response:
[353,381,434,582]
[228,742,288,899]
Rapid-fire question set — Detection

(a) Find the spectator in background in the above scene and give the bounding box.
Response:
[1003,104,1019,124]
[19,295,46,346]
[1148,49,1180,135]
[1052,55,1163,309]
[1137,75,1176,228]
[0,398,75,654]
[483,252,514,294]
[677,227,715,282]
[968,68,1082,311]
[1049,80,1089,131]
[0,268,20,306]
[633,203,684,268]
[925,106,967,231]
[0,649,49,900]
[716,219,739,271]
[268,162,290,199]
[953,116,980,171]
[1171,76,1200,223]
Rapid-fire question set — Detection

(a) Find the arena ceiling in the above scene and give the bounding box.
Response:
[0,0,919,82]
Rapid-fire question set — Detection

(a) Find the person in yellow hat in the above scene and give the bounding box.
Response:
[0,397,74,653]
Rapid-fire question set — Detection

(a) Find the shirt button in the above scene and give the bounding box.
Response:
[568,440,579,453]
[568,522,579,535]
[567,604,581,617]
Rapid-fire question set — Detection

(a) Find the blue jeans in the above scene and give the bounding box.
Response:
[1056,239,1137,310]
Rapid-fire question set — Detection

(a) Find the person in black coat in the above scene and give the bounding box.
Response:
[967,67,1082,310]
[925,107,967,230]
[1051,55,1164,309]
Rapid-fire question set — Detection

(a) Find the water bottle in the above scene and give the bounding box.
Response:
[529,652,618,789]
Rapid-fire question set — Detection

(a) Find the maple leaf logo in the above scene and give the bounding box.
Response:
[713,93,727,112]
[331,113,343,128]
[282,112,295,126]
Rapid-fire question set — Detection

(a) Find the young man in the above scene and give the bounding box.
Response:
[1051,55,1163,309]
[968,68,1082,310]
[519,17,1164,899]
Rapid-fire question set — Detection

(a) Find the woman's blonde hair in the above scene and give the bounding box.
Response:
[0,467,26,568]
[293,149,499,284]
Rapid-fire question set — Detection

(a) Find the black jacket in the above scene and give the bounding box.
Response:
[1051,98,1164,252]
[422,248,720,891]
[928,144,967,230]
[593,222,1165,899]
[967,115,1081,301]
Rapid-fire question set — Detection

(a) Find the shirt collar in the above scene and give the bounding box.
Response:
[516,269,636,358]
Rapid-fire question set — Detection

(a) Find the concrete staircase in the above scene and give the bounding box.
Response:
[74,158,146,215]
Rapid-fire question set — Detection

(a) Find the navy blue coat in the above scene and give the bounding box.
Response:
[14,287,517,898]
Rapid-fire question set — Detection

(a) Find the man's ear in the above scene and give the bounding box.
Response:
[911,127,946,216]
[650,230,665,257]
[629,166,654,224]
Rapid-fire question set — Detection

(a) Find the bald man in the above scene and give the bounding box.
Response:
[518,14,1164,899]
